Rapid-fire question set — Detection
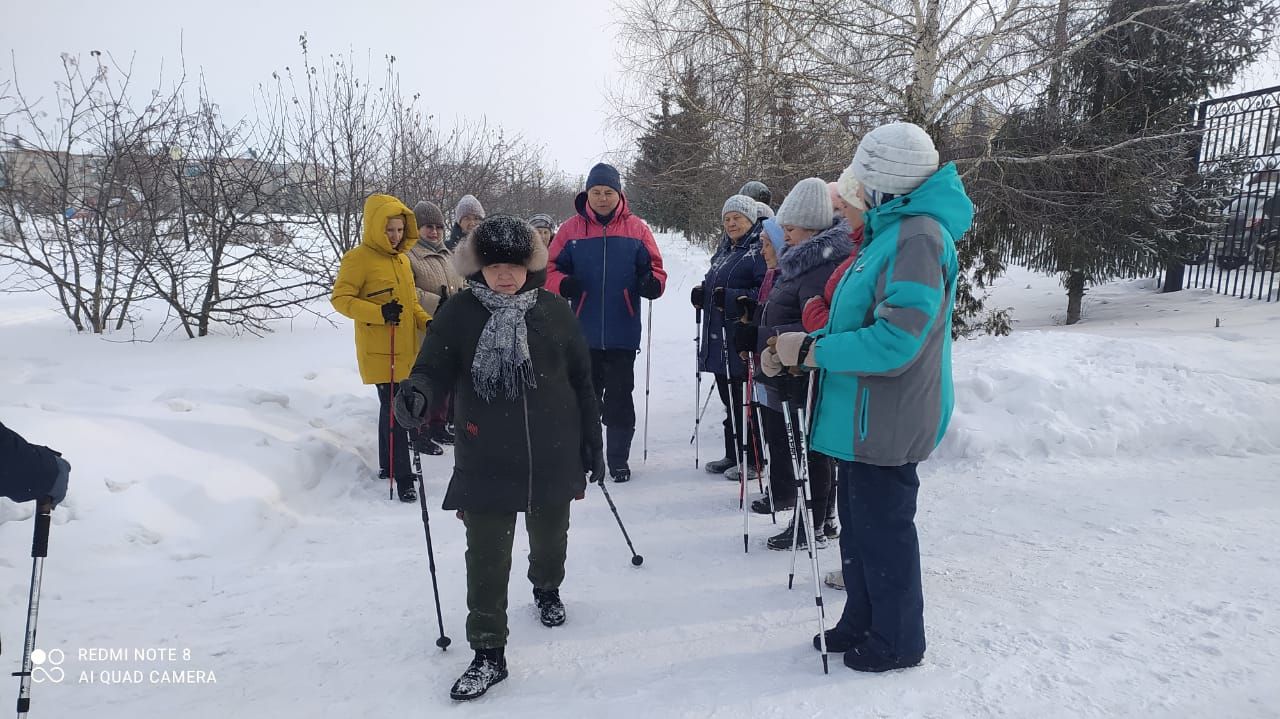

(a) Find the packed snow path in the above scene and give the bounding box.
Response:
[2,235,1278,717]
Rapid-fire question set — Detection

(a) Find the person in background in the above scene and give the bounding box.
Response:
[446,195,486,251]
[528,213,556,249]
[331,194,431,502]
[0,421,71,507]
[546,163,666,483]
[407,200,467,455]
[755,178,851,551]
[803,175,868,334]
[394,215,605,701]
[764,122,971,673]
[740,180,772,207]
[692,194,767,481]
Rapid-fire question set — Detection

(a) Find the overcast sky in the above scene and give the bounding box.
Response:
[2,0,1277,177]
[1,0,628,176]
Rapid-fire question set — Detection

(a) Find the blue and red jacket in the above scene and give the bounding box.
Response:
[546,193,667,350]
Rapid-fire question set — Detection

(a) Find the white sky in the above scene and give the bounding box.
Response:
[0,0,628,177]
[1,0,1277,176]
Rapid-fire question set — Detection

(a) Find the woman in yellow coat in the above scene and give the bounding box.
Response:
[331,194,432,502]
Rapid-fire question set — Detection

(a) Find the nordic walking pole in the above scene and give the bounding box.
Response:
[740,379,750,554]
[410,446,451,650]
[597,478,644,566]
[720,323,748,552]
[798,372,829,674]
[14,500,52,718]
[780,383,828,675]
[643,300,653,464]
[692,306,703,468]
[745,352,774,524]
[388,322,397,501]
[689,384,714,445]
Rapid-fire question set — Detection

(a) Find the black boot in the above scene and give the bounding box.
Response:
[414,435,444,456]
[813,626,863,654]
[533,588,565,627]
[703,456,735,474]
[766,514,827,551]
[431,424,456,445]
[398,482,418,503]
[606,426,634,480]
[450,648,508,701]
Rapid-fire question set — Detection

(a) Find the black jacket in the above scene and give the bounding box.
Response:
[445,222,466,252]
[0,422,59,502]
[411,285,602,513]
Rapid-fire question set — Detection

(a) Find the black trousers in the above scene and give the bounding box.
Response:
[375,383,413,490]
[714,374,764,465]
[590,349,637,470]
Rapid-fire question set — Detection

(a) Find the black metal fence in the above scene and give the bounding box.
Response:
[1179,85,1280,301]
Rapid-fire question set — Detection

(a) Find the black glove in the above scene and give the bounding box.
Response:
[559,275,583,301]
[712,287,726,311]
[585,442,606,484]
[637,271,661,300]
[436,285,450,311]
[381,300,403,325]
[690,285,704,309]
[733,324,759,355]
[393,377,432,430]
[49,456,70,508]
[736,295,757,319]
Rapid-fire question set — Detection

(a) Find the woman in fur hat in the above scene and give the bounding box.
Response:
[394,215,605,701]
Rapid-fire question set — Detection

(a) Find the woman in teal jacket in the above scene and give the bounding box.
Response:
[763,122,973,673]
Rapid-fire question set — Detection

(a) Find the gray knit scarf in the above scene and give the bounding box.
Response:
[468,280,538,402]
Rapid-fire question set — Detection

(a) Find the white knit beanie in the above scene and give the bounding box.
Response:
[850,122,939,196]
[775,177,834,230]
[454,194,486,221]
[835,166,868,211]
[755,201,774,220]
[722,194,758,221]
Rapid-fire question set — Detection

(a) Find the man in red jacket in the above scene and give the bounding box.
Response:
[546,163,667,482]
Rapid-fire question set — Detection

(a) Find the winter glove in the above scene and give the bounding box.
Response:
[690,285,704,309]
[585,443,606,485]
[761,337,784,377]
[49,456,70,508]
[712,287,726,311]
[736,295,757,320]
[774,331,816,369]
[393,377,433,429]
[380,300,403,325]
[436,285,450,312]
[637,271,662,300]
[559,275,584,301]
[733,324,759,356]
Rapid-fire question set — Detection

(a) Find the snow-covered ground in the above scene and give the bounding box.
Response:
[1,235,1278,717]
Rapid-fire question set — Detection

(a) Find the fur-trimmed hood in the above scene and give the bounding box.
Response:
[778,220,854,279]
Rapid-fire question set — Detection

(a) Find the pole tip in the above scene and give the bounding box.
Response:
[437,636,452,650]
[631,555,644,566]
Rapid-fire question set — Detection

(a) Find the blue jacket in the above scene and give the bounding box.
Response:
[808,163,972,465]
[697,226,767,379]
[547,193,667,350]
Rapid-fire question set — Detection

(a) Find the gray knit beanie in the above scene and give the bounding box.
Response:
[755,201,774,219]
[775,178,834,230]
[454,194,486,221]
[850,122,939,196]
[413,200,446,229]
[721,194,758,222]
[528,213,556,231]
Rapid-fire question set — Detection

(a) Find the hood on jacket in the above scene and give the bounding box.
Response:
[778,219,855,279]
[864,162,973,247]
[573,190,634,229]
[362,194,420,256]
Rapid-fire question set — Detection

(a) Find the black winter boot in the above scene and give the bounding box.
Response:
[450,648,508,701]
[766,515,827,551]
[431,424,456,445]
[703,456,735,474]
[813,626,863,654]
[533,588,566,627]
[414,435,444,456]
[606,426,635,477]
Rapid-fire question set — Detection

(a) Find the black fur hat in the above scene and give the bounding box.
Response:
[452,215,549,276]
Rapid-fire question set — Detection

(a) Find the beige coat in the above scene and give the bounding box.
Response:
[406,240,466,314]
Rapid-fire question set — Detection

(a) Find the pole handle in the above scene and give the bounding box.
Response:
[32,501,52,559]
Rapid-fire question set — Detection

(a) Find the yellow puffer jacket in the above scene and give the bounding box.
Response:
[331,194,432,384]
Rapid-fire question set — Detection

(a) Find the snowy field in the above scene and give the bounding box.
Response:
[1,234,1278,717]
